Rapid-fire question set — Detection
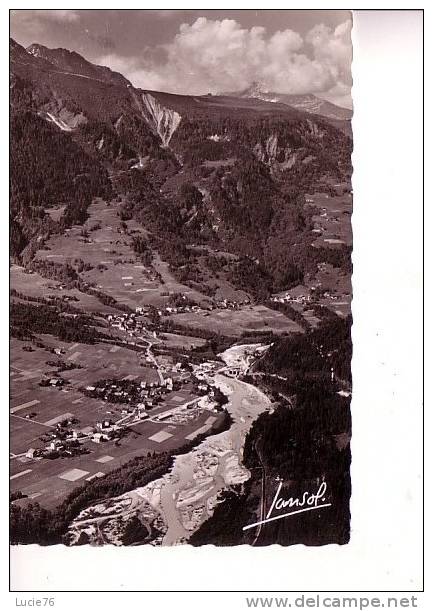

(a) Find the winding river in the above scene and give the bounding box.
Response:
[69,348,272,545]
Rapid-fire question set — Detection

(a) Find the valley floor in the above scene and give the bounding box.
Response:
[10,191,351,545]
[68,369,272,546]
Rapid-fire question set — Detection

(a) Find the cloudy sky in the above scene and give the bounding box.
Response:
[10,9,352,108]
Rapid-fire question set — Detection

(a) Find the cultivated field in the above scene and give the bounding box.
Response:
[313,263,352,317]
[152,254,214,305]
[169,304,304,336]
[10,335,218,509]
[30,199,214,310]
[10,264,119,315]
[11,406,220,510]
[10,191,347,517]
[159,332,208,350]
[305,191,352,249]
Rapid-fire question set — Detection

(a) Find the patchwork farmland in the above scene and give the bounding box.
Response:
[11,188,351,542]
[168,304,304,336]
[11,192,348,514]
[10,30,354,550]
[10,334,227,509]
[304,190,353,250]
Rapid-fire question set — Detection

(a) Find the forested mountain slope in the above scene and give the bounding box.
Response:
[10,37,352,300]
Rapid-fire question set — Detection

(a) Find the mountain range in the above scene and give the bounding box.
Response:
[9,36,353,549]
[10,37,352,296]
[223,81,352,122]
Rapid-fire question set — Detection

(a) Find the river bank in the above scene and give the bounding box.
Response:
[68,364,272,545]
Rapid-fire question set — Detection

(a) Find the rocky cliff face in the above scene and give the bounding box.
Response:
[42,106,87,132]
[254,134,297,171]
[134,92,182,147]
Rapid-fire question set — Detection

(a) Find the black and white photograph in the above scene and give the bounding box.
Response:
[7,6,424,597]
[9,8,353,549]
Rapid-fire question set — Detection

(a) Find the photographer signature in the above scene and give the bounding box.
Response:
[242,480,331,531]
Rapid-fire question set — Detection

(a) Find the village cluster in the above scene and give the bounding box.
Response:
[161,297,252,316]
[271,286,312,306]
[25,373,221,462]
[135,295,252,318]
[83,376,175,412]
[23,349,226,464]
[107,311,155,337]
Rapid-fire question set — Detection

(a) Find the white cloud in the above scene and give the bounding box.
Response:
[306,20,352,85]
[98,16,352,107]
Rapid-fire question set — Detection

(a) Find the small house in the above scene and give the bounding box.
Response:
[49,440,62,450]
